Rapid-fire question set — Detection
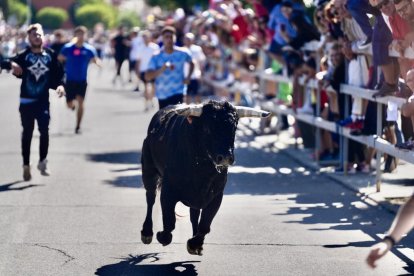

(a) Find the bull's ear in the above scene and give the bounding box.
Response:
[235,106,271,118]
[187,116,193,124]
[174,104,203,117]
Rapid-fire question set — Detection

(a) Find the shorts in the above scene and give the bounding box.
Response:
[140,72,154,84]
[158,94,184,109]
[129,60,136,71]
[268,39,284,56]
[187,79,200,96]
[65,81,87,102]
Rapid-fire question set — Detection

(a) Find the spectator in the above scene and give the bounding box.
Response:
[366,194,414,268]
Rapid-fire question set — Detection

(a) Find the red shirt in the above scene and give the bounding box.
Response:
[389,13,412,40]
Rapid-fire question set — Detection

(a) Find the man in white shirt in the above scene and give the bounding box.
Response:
[136,30,160,110]
[183,32,206,104]
[128,27,143,91]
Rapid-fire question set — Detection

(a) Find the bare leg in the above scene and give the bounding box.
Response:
[67,100,75,111]
[380,60,399,86]
[75,95,84,132]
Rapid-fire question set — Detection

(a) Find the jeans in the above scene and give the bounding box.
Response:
[19,102,50,165]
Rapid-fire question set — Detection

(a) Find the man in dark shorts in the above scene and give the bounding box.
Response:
[59,26,100,134]
[2,23,65,180]
[111,26,129,85]
[146,26,194,109]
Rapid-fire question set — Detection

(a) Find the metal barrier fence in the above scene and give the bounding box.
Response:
[202,52,414,192]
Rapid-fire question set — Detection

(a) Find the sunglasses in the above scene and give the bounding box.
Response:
[376,0,389,10]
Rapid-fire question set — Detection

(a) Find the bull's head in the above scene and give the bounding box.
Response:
[175,101,270,171]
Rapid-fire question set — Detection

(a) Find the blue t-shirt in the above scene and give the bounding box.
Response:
[60,42,97,82]
[147,46,192,100]
[267,3,304,45]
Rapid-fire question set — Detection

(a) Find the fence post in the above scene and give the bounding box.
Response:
[343,94,350,175]
[376,102,382,192]
[315,84,321,164]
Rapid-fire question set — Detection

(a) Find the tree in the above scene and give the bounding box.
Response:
[7,0,27,26]
[75,3,116,29]
[117,11,141,29]
[0,0,10,20]
[36,7,68,30]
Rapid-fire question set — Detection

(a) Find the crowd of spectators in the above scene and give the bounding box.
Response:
[2,0,414,174]
[136,0,414,175]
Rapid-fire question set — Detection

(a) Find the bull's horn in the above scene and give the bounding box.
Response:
[174,104,203,117]
[235,106,271,118]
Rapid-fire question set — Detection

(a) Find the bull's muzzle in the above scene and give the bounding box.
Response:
[215,154,234,167]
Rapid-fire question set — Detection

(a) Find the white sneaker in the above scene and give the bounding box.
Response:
[37,160,50,176]
[23,165,31,181]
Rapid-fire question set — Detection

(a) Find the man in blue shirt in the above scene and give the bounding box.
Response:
[145,26,194,109]
[59,26,100,134]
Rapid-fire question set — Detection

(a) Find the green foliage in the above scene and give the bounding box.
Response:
[0,0,10,20]
[8,0,28,25]
[117,11,141,29]
[76,0,106,6]
[75,3,116,29]
[36,7,68,30]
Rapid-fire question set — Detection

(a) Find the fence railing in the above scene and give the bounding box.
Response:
[202,46,414,192]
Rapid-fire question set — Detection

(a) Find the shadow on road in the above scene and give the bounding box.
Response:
[86,151,142,188]
[87,151,141,165]
[381,178,414,187]
[0,181,42,192]
[95,253,199,276]
[105,175,142,188]
[230,131,414,274]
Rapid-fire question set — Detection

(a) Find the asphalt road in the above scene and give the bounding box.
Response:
[0,62,413,275]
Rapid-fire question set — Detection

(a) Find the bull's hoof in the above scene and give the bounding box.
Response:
[141,234,153,244]
[187,238,203,256]
[141,230,153,244]
[156,231,172,246]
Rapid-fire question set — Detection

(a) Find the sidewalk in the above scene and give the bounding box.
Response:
[252,126,414,214]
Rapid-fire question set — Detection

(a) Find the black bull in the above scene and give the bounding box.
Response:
[140,101,270,255]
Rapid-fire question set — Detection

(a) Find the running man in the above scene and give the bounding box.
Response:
[145,26,194,109]
[2,23,65,180]
[58,26,100,134]
[135,30,160,110]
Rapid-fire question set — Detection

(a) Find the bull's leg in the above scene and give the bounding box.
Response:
[156,187,177,246]
[187,193,223,256]
[140,141,159,244]
[190,208,201,237]
[141,188,156,244]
